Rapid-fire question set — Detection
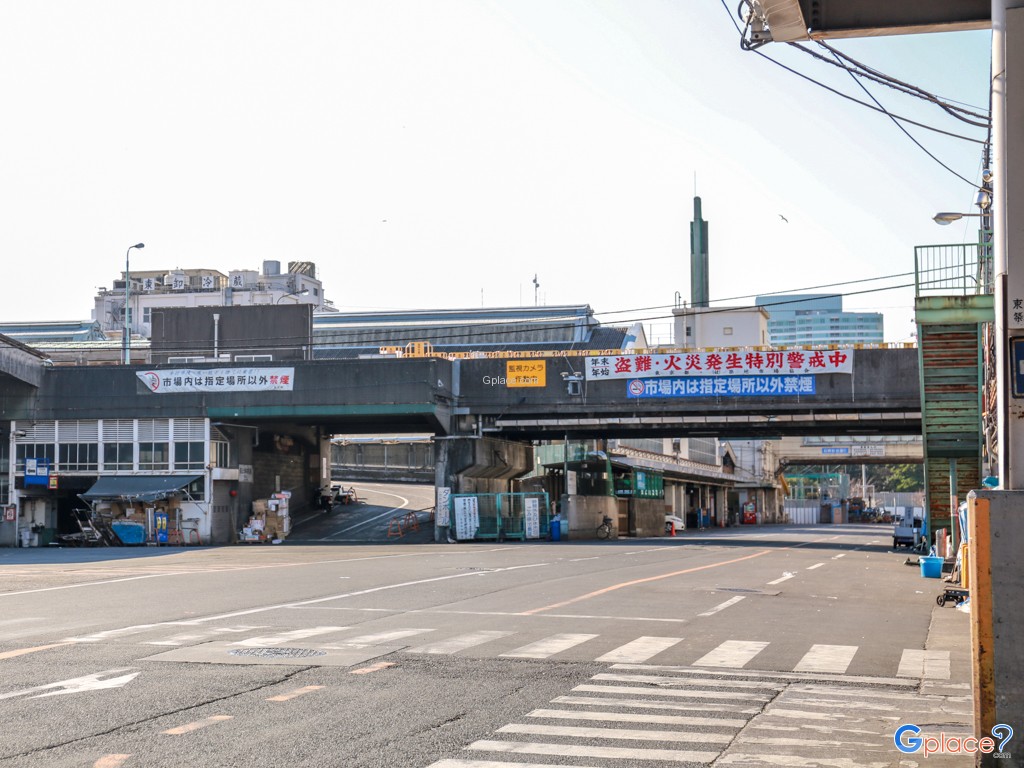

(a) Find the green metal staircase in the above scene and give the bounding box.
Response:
[914,243,993,539]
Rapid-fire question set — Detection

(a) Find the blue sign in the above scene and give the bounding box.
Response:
[24,458,50,486]
[1012,338,1024,397]
[821,447,850,455]
[627,375,815,399]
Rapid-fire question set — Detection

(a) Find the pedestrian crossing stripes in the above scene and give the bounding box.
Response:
[58,623,954,680]
[422,664,971,768]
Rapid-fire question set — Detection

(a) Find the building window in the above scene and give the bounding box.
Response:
[103,443,134,470]
[58,443,98,472]
[213,441,230,469]
[16,444,55,473]
[185,476,205,500]
[723,327,733,335]
[174,441,205,470]
[139,442,169,470]
[142,307,152,324]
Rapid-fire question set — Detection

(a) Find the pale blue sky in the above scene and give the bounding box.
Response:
[0,2,991,343]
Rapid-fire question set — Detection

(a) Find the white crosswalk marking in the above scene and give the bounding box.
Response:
[428,761,601,768]
[463,739,720,763]
[693,640,769,668]
[406,631,513,655]
[500,633,598,659]
[573,683,772,702]
[334,628,435,645]
[593,673,782,690]
[898,648,951,679]
[793,644,858,674]
[594,635,682,663]
[496,722,733,743]
[551,695,761,715]
[526,708,748,728]
[231,627,347,647]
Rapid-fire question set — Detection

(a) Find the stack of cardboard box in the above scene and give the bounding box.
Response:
[241,492,292,543]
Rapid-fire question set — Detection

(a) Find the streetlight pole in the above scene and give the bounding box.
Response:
[123,243,144,365]
[276,288,309,304]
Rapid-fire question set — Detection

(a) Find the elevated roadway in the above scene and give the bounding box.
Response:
[16,347,921,441]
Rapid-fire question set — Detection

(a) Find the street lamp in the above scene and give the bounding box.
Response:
[123,243,144,365]
[276,288,310,304]
[933,212,983,225]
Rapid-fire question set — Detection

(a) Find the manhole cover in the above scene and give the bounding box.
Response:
[228,647,327,659]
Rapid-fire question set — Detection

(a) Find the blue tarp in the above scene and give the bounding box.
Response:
[81,475,202,503]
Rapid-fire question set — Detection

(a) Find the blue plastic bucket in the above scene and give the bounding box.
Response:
[550,519,560,541]
[920,555,943,579]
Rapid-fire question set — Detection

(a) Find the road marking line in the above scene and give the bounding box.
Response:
[526,708,747,728]
[232,626,347,647]
[162,716,233,735]
[806,563,824,570]
[595,636,683,663]
[699,596,746,616]
[464,739,720,763]
[266,685,324,701]
[426,761,601,768]
[833,553,846,559]
[350,661,396,674]
[407,631,513,655]
[0,642,73,660]
[693,640,769,668]
[93,756,132,768]
[341,628,434,644]
[573,684,771,702]
[898,649,951,679]
[552,694,760,714]
[497,722,733,744]
[793,644,858,674]
[501,633,598,659]
[767,573,795,585]
[521,550,772,615]
[593,673,781,690]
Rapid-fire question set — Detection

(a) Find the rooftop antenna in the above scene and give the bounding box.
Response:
[533,274,540,306]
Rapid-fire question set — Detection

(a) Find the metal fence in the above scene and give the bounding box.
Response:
[915,242,988,297]
[448,492,551,542]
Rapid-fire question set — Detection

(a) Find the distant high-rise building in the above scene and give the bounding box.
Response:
[755,294,883,346]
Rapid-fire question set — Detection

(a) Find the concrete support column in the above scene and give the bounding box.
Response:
[967,491,1022,764]
[433,438,451,543]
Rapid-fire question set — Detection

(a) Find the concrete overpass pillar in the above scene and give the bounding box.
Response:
[433,438,451,543]
[972,4,1024,759]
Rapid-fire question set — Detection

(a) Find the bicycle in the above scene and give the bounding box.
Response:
[596,515,614,540]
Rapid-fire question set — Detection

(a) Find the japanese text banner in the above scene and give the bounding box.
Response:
[137,368,296,393]
[586,349,853,380]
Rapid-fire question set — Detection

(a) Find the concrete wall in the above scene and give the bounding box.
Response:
[565,495,618,540]
[968,490,1023,754]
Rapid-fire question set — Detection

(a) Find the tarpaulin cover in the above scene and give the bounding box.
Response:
[80,475,202,503]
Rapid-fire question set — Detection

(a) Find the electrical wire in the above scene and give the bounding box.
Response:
[719,0,988,146]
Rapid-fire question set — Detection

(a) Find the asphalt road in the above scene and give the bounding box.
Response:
[0,484,974,767]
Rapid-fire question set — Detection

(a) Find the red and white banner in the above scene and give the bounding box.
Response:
[585,349,854,380]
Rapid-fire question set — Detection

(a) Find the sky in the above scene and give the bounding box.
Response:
[0,2,991,344]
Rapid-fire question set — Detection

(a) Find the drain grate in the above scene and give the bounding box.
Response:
[716,587,763,594]
[228,647,327,659]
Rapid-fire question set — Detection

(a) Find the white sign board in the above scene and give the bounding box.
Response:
[453,496,479,541]
[238,464,254,483]
[137,368,295,393]
[585,349,854,380]
[566,470,577,496]
[524,497,540,539]
[436,487,451,527]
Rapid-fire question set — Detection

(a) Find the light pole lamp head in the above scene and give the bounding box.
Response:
[131,242,145,250]
[933,212,964,226]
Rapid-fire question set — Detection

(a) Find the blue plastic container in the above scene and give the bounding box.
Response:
[550,518,561,541]
[920,555,943,578]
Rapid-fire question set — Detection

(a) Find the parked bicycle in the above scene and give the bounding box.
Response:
[596,515,615,540]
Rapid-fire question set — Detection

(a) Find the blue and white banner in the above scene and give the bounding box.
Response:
[626,375,815,398]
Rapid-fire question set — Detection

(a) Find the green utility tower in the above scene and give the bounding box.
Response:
[690,196,709,308]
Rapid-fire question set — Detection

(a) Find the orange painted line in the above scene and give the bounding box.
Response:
[162,715,233,735]
[0,642,73,660]
[350,661,396,675]
[93,756,132,768]
[266,685,324,702]
[521,550,773,615]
